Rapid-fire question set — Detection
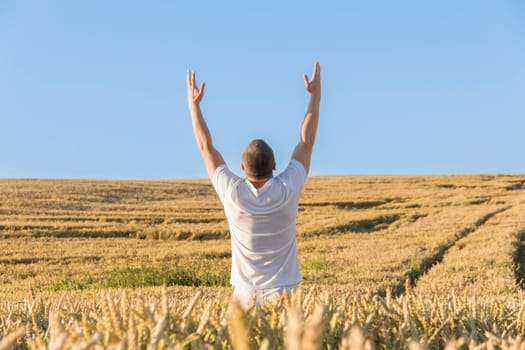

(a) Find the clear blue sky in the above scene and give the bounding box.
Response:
[1,1,524,179]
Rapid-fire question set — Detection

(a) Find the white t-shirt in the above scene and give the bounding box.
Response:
[212,159,307,289]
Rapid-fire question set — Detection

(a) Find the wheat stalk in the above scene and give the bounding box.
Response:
[0,327,25,350]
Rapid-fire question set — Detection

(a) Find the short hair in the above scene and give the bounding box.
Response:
[242,139,275,179]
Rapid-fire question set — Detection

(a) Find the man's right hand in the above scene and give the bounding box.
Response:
[303,62,321,98]
[187,70,205,106]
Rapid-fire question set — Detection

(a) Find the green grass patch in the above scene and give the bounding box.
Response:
[51,264,230,291]
[302,256,333,272]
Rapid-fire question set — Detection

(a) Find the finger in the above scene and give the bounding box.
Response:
[303,74,309,87]
[192,71,197,88]
[311,62,320,80]
[196,83,205,101]
[187,70,192,87]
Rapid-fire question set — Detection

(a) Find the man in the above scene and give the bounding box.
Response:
[187,62,321,308]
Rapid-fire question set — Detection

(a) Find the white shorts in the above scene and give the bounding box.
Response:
[233,284,298,309]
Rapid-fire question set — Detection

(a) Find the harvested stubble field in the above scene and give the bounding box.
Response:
[1,174,525,349]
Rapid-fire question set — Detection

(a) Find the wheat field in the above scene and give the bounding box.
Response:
[1,174,525,349]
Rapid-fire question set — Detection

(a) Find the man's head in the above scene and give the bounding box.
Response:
[242,139,276,180]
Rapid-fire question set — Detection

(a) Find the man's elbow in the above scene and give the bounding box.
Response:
[197,139,213,153]
[301,136,316,149]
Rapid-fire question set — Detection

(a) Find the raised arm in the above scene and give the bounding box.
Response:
[187,70,225,179]
[292,62,321,174]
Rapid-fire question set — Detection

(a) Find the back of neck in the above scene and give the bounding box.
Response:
[247,177,271,189]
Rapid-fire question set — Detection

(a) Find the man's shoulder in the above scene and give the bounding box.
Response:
[289,159,307,173]
[212,164,242,194]
[213,164,239,180]
[272,160,307,195]
[278,160,307,181]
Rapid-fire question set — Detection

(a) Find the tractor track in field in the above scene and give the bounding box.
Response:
[390,205,511,297]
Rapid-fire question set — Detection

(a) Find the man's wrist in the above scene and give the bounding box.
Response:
[310,93,321,103]
[188,101,201,111]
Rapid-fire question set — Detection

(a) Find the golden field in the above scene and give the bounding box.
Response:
[1,174,525,349]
